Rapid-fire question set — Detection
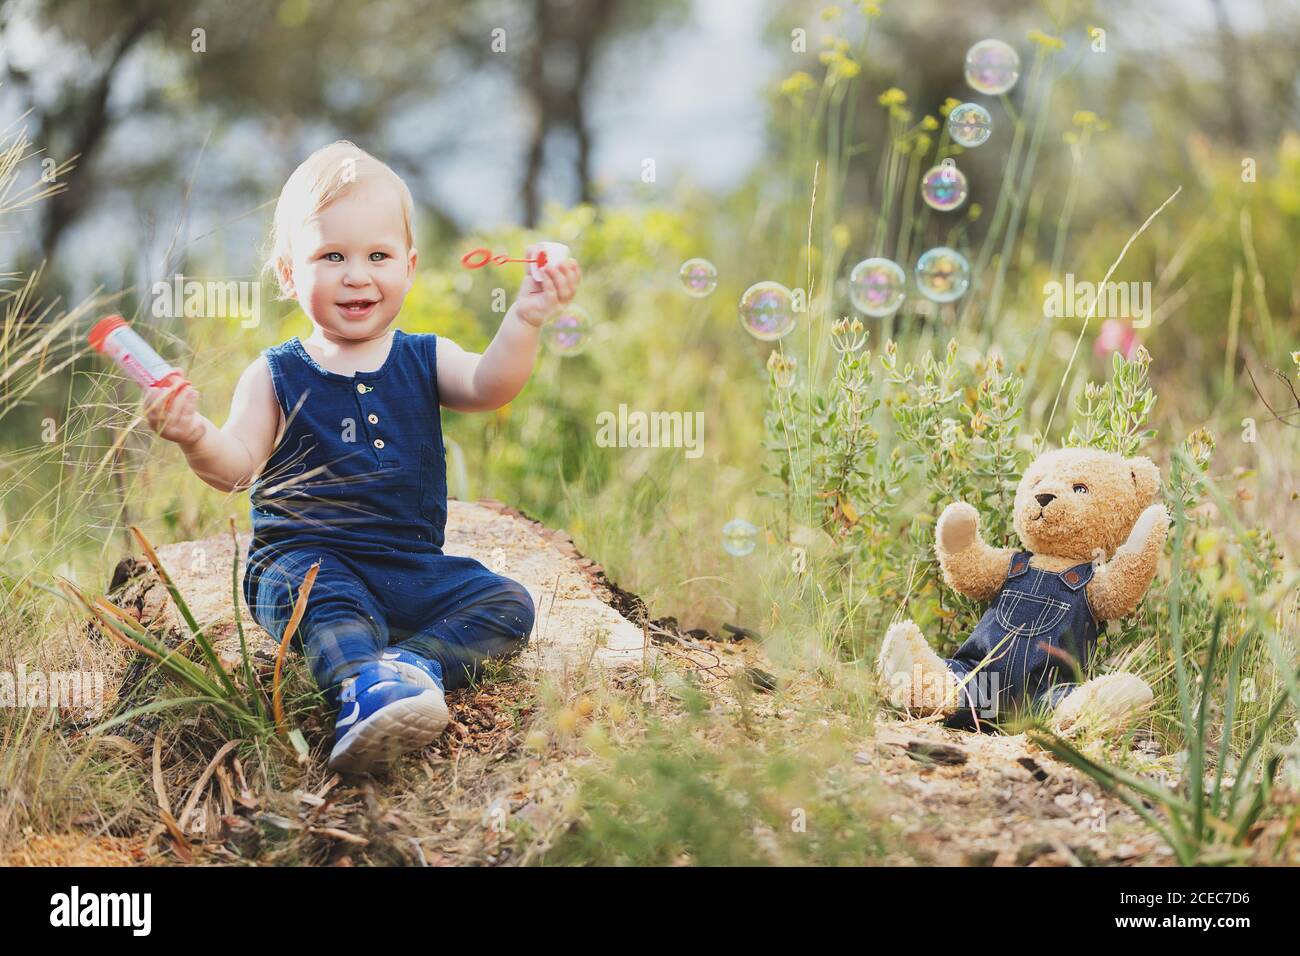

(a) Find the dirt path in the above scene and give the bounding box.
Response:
[860,718,1174,865]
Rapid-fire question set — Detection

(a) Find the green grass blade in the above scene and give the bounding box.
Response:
[130,526,245,703]
[229,519,265,720]
[1192,612,1223,847]
[86,696,225,735]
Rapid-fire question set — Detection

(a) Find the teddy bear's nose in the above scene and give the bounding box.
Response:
[1035,493,1056,507]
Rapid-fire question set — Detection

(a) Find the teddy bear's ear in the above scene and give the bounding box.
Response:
[1127,455,1161,505]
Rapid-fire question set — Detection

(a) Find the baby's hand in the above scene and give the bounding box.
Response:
[514,244,582,327]
[142,376,206,446]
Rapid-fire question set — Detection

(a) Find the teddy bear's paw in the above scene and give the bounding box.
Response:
[936,502,979,553]
[878,620,958,715]
[1052,673,1153,735]
[1121,503,1170,553]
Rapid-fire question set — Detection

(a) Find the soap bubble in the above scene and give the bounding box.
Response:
[965,39,1020,96]
[542,304,592,355]
[947,102,992,148]
[915,247,971,303]
[722,518,758,557]
[679,258,718,297]
[920,159,968,211]
[848,258,906,317]
[739,281,796,341]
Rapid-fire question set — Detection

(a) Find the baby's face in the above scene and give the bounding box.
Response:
[283,174,416,341]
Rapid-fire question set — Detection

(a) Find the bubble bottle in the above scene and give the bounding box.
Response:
[87,315,187,390]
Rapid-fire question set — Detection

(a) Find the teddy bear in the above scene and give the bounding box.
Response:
[877,447,1169,733]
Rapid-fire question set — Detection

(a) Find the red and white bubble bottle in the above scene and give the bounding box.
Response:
[87,315,187,390]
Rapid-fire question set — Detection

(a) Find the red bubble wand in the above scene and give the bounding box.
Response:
[460,247,548,270]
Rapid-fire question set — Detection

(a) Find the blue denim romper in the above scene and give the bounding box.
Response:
[241,330,535,697]
[944,551,1098,726]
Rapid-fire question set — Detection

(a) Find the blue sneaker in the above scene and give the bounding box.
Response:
[327,661,449,774]
[381,647,445,693]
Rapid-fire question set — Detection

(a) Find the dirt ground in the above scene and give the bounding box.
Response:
[15,498,1284,867]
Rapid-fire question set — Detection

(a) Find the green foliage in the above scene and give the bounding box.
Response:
[1034,594,1299,864]
[1064,347,1158,456]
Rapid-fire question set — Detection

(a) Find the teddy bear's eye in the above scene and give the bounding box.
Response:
[1072,483,1088,494]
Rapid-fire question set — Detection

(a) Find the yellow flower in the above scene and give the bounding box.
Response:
[820,49,859,81]
[877,87,907,107]
[1289,349,1299,370]
[855,0,882,16]
[1028,29,1064,50]
[939,97,961,117]
[1073,110,1100,127]
[1063,131,1079,145]
[889,105,911,123]
[779,71,816,99]
[831,223,851,248]
[921,115,939,131]
[914,133,932,153]
[821,5,842,20]
[967,202,982,222]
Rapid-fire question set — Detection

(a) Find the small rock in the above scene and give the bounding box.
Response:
[1017,756,1050,782]
[737,666,778,693]
[1015,841,1053,866]
[904,741,968,766]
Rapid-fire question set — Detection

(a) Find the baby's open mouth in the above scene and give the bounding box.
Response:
[337,299,378,316]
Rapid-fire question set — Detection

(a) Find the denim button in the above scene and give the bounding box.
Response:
[374,438,385,449]
[368,413,378,424]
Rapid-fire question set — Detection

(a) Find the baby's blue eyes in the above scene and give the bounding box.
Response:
[321,252,390,262]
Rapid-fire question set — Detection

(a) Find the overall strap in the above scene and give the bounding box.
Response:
[1007,551,1033,578]
[1057,561,1094,591]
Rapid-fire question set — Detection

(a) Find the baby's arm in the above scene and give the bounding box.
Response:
[436,320,540,413]
[143,357,280,493]
[438,247,581,412]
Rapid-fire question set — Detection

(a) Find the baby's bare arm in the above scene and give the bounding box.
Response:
[148,357,280,493]
[436,314,540,413]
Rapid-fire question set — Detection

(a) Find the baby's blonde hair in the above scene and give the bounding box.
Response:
[265,140,415,299]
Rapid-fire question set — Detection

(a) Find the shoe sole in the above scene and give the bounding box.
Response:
[327,689,450,774]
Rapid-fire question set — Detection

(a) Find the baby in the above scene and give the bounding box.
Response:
[143,141,582,773]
